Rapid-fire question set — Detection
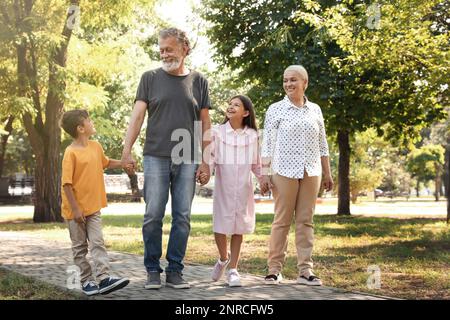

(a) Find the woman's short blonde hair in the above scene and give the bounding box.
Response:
[284,65,308,81]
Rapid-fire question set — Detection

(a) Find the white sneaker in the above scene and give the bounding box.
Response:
[227,269,241,287]
[211,253,230,281]
[297,275,322,286]
[264,273,282,285]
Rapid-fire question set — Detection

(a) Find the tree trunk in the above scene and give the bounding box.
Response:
[337,130,351,215]
[434,164,440,202]
[440,180,444,197]
[351,192,358,204]
[127,172,141,202]
[0,115,14,177]
[33,152,63,222]
[447,150,450,224]
[16,1,79,222]
[444,145,450,197]
[416,180,420,197]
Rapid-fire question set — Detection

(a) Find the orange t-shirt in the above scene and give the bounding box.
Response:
[61,140,110,220]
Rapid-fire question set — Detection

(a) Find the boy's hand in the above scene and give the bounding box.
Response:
[73,209,86,224]
[121,152,137,173]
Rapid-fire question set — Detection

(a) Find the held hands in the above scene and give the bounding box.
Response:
[260,175,274,196]
[197,173,209,185]
[196,163,210,186]
[121,151,137,175]
[124,163,135,175]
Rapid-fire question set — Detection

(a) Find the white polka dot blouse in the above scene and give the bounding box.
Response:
[261,95,329,179]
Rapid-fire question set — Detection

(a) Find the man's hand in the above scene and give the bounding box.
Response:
[260,175,274,196]
[124,163,135,175]
[196,162,210,186]
[121,151,136,174]
[322,174,334,192]
[73,208,85,224]
[121,100,146,174]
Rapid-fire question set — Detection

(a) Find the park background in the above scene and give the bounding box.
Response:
[0,0,448,300]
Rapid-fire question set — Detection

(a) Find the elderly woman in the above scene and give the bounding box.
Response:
[260,65,333,286]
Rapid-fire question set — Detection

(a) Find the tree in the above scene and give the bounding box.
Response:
[348,129,385,203]
[203,0,448,215]
[0,26,21,177]
[379,161,413,199]
[63,32,154,201]
[0,116,15,177]
[2,129,34,176]
[0,0,156,222]
[406,144,445,200]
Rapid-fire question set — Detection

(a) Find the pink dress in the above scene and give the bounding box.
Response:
[210,121,263,235]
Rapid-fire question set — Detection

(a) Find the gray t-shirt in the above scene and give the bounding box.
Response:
[134,68,211,160]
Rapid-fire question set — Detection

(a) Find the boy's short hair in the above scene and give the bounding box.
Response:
[61,109,89,138]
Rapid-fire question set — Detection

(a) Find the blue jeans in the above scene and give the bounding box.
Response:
[142,155,197,274]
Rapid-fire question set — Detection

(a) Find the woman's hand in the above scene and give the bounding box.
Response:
[322,174,334,192]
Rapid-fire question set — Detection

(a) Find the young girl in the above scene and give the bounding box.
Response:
[205,95,267,287]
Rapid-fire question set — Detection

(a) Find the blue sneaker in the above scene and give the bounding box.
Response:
[98,276,130,295]
[82,281,99,296]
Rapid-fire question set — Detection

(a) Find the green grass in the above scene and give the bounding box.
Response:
[0,268,83,300]
[0,213,449,299]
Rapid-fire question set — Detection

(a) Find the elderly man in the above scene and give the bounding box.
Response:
[121,28,211,289]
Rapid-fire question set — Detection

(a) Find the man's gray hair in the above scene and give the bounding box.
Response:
[159,27,191,55]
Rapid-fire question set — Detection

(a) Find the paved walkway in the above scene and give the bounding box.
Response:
[0,231,392,300]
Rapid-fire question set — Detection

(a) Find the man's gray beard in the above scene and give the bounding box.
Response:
[162,59,181,72]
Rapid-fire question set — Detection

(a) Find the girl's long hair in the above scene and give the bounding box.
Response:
[222,95,258,131]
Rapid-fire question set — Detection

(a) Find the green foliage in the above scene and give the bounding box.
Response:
[0,0,159,175]
[2,130,34,176]
[202,0,448,143]
[62,31,156,171]
[200,66,255,125]
[406,144,445,184]
[348,129,385,202]
[317,0,449,143]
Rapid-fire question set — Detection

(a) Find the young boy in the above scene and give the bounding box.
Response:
[61,109,130,296]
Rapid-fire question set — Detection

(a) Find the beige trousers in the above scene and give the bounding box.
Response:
[267,172,321,277]
[67,212,110,283]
